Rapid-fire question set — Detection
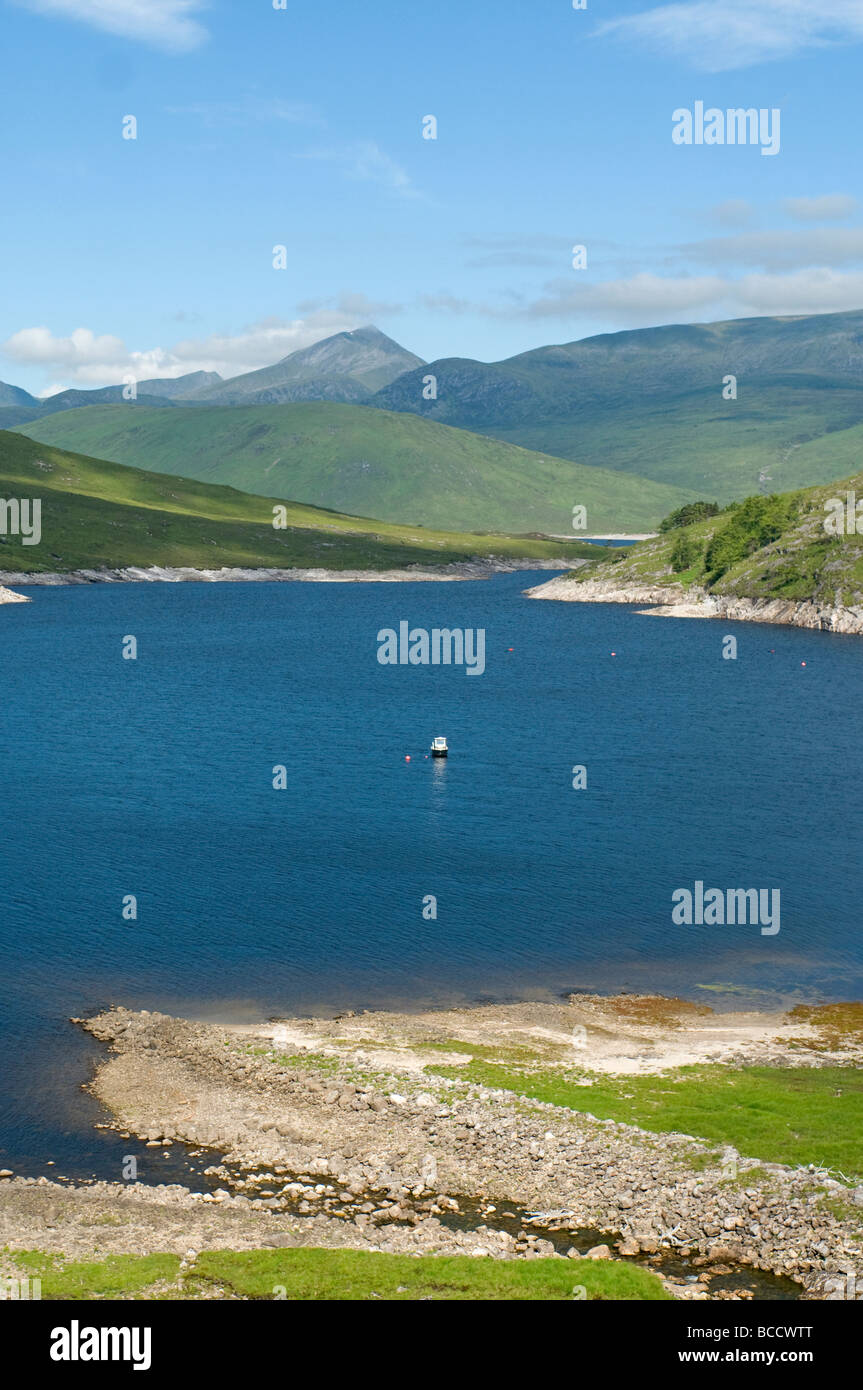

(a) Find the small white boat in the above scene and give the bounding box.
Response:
[430,736,448,759]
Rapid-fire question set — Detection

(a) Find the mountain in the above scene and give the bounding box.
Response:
[528,474,863,624]
[0,328,418,422]
[373,309,863,503]
[0,381,40,408]
[14,401,694,534]
[0,430,601,575]
[179,326,425,405]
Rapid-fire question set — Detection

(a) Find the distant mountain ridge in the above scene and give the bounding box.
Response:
[372,309,863,502]
[6,310,863,524]
[0,327,422,422]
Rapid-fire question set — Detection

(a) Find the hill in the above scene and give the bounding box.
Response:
[13,401,692,534]
[373,310,863,503]
[0,430,602,575]
[527,474,863,631]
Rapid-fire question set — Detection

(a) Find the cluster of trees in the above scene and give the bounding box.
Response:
[658,500,720,532]
[704,494,797,580]
[657,494,798,580]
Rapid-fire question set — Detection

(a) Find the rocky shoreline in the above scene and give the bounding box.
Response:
[524,575,863,635]
[0,557,580,592]
[3,995,858,1301]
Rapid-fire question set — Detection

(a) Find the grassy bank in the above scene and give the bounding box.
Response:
[8,1247,670,1301]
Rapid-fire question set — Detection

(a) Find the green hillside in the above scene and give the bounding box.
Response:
[0,430,602,575]
[13,401,694,535]
[374,310,863,503]
[562,475,863,610]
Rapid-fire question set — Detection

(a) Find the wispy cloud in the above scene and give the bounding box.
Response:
[294,140,423,200]
[595,1,863,72]
[679,226,863,270]
[12,0,209,52]
[461,236,568,270]
[704,199,756,229]
[166,98,324,129]
[783,194,858,222]
[523,268,863,323]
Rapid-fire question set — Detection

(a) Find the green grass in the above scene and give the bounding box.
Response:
[12,400,693,535]
[9,1251,180,1299]
[425,1061,863,1180]
[7,1247,669,1300]
[0,429,602,574]
[188,1248,669,1301]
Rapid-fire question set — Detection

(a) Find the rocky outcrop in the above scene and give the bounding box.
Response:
[525,575,863,635]
[0,583,28,605]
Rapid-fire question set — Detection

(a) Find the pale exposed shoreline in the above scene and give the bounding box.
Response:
[0,557,581,595]
[524,574,863,635]
[0,583,29,605]
[1,991,860,1299]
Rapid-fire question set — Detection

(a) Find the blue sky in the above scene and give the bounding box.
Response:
[2,0,863,394]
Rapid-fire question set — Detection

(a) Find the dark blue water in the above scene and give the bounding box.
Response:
[1,571,862,1177]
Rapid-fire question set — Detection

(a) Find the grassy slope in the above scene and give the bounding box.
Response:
[9,1247,669,1300]
[13,401,694,535]
[373,311,863,503]
[0,430,602,575]
[566,471,863,609]
[484,382,863,501]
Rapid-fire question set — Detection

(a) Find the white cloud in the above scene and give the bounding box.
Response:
[12,0,209,53]
[522,268,863,323]
[595,1,863,71]
[680,227,863,269]
[783,194,858,222]
[1,312,368,391]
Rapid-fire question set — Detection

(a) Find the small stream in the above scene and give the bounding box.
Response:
[213,1159,804,1301]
